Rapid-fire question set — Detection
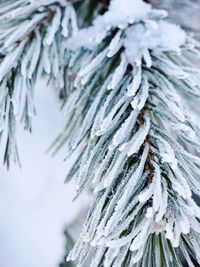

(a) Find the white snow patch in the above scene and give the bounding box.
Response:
[102,0,151,28]
[124,21,186,65]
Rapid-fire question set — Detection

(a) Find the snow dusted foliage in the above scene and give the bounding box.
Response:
[0,0,78,167]
[49,0,200,266]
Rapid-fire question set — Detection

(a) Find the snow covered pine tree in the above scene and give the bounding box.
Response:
[1,0,200,266]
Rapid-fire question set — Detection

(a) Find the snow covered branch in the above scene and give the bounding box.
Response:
[0,0,78,167]
[1,0,200,265]
[50,0,200,266]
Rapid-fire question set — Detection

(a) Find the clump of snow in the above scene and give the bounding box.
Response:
[158,22,186,49]
[124,21,186,65]
[66,0,151,50]
[102,0,151,28]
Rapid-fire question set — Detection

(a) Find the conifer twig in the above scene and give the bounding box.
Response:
[0,0,78,167]
[49,0,200,265]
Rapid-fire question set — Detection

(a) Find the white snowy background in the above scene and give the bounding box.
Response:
[0,79,89,267]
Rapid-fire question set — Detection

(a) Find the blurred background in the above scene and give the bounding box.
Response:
[154,0,200,39]
[0,79,90,267]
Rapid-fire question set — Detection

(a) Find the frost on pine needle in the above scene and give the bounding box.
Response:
[51,0,200,266]
[0,0,78,167]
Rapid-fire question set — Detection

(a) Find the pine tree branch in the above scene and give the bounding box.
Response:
[0,0,78,167]
[50,0,200,266]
